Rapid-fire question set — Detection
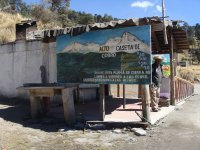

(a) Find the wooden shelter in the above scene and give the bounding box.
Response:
[40,17,189,52]
[32,17,193,124]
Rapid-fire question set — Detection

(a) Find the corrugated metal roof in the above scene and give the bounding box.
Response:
[41,17,174,37]
[16,20,37,27]
[31,17,189,53]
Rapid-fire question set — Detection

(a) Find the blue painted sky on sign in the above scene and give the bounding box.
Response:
[56,25,150,52]
[163,54,170,63]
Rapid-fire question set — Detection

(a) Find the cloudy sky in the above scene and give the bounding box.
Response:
[24,0,200,25]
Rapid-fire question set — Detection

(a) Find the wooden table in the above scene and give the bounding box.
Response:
[18,84,77,126]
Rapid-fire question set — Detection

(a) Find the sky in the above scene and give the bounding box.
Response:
[24,0,200,25]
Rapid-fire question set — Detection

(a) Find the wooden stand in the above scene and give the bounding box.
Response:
[30,96,43,119]
[62,88,76,126]
[20,86,77,126]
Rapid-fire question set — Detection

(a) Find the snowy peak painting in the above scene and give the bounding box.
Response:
[56,25,152,84]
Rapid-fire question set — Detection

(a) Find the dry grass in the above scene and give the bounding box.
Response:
[0,12,23,44]
[177,65,200,82]
[37,20,62,30]
[0,11,62,44]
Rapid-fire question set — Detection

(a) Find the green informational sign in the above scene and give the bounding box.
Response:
[56,26,151,84]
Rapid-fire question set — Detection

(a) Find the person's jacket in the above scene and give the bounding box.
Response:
[152,63,163,87]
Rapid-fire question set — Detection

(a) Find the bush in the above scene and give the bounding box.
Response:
[177,67,195,82]
[0,12,23,44]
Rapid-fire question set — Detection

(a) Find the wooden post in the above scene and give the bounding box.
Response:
[170,29,176,105]
[123,84,126,109]
[138,84,142,98]
[117,84,120,97]
[141,85,151,122]
[104,84,109,96]
[62,88,76,126]
[162,0,168,45]
[77,84,80,103]
[99,84,105,121]
[108,84,111,96]
[30,96,43,119]
[173,52,178,76]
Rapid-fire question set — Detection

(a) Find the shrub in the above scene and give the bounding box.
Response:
[0,12,23,44]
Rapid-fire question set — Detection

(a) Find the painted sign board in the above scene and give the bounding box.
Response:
[152,54,170,77]
[56,25,151,84]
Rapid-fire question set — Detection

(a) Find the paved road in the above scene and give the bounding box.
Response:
[123,84,200,150]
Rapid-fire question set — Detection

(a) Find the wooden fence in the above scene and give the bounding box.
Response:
[175,76,194,103]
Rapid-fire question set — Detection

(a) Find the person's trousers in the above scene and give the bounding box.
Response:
[149,84,160,109]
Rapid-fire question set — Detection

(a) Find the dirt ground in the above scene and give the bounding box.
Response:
[0,84,200,150]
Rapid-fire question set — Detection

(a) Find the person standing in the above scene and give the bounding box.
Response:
[150,56,164,112]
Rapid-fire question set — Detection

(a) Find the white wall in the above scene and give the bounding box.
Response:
[0,40,57,98]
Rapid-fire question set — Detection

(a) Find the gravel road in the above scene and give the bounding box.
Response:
[0,85,200,150]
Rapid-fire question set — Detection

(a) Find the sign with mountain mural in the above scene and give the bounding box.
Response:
[56,25,151,84]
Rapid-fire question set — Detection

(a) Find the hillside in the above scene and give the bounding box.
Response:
[0,8,115,44]
[0,12,23,44]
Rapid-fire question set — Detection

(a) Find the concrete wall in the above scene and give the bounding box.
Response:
[0,40,57,98]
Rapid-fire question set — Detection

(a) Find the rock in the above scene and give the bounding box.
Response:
[131,128,147,136]
[128,138,137,142]
[58,128,65,132]
[58,127,72,132]
[88,124,106,130]
[96,130,102,133]
[123,127,129,131]
[145,127,152,130]
[113,129,122,133]
[66,130,77,133]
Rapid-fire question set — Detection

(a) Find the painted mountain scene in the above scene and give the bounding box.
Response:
[56,26,151,84]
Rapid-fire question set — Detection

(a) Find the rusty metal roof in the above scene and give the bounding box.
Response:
[151,28,189,54]
[35,17,189,53]
[16,20,37,27]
